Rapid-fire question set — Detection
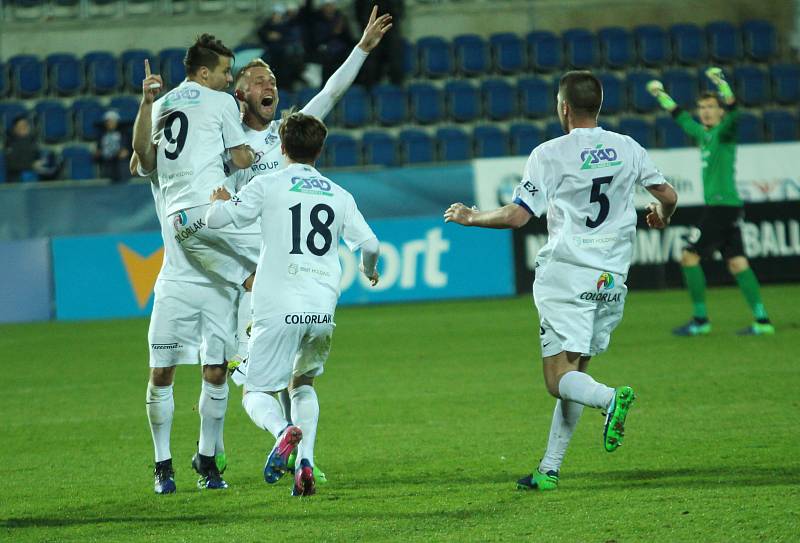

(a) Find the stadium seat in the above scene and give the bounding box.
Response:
[626,71,659,113]
[662,69,698,109]
[741,20,776,62]
[770,64,800,105]
[598,27,634,69]
[634,25,671,66]
[0,63,8,98]
[408,82,443,125]
[619,117,655,148]
[453,34,488,77]
[158,48,186,89]
[9,55,45,98]
[403,39,418,78]
[737,112,764,144]
[518,76,554,119]
[417,36,452,78]
[297,87,319,109]
[121,49,154,93]
[325,134,360,167]
[34,101,71,143]
[562,29,597,69]
[509,123,543,155]
[275,91,296,119]
[362,131,397,167]
[527,31,562,72]
[71,98,105,141]
[337,85,371,128]
[0,102,29,136]
[545,120,564,141]
[597,72,625,115]
[445,80,480,123]
[61,145,96,180]
[399,129,435,164]
[473,125,508,158]
[655,116,691,148]
[670,23,706,65]
[763,110,798,142]
[46,53,83,96]
[109,96,140,124]
[733,66,769,107]
[706,21,740,63]
[436,127,472,161]
[373,84,407,126]
[489,33,525,74]
[481,79,516,121]
[599,119,618,133]
[84,51,120,94]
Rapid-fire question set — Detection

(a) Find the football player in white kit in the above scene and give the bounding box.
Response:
[445,71,678,490]
[205,112,381,497]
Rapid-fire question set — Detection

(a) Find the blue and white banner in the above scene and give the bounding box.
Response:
[0,238,52,323]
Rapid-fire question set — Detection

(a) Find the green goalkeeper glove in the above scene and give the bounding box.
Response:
[705,67,734,100]
[646,80,677,111]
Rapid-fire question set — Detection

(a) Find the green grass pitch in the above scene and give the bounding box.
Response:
[2,285,799,542]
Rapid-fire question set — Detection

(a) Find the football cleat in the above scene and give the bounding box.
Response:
[672,319,711,336]
[287,451,328,484]
[215,452,227,474]
[516,469,559,491]
[736,322,775,336]
[263,425,302,484]
[153,459,176,495]
[292,459,316,497]
[191,452,229,489]
[604,386,636,452]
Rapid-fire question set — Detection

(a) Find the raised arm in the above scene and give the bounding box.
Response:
[444,203,532,229]
[647,79,706,141]
[133,59,162,173]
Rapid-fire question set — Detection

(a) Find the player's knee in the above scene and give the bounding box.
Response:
[150,367,175,387]
[681,250,700,267]
[290,374,315,390]
[202,363,228,385]
[727,256,749,275]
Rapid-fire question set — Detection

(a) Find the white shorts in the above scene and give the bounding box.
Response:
[245,313,336,392]
[148,278,239,368]
[170,204,260,288]
[533,261,627,358]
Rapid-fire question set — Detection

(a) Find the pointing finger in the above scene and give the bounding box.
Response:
[144,59,151,77]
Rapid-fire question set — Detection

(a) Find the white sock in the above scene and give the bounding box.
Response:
[558,371,615,410]
[198,381,228,457]
[538,398,584,473]
[146,383,174,463]
[278,389,293,424]
[291,385,319,466]
[242,391,288,438]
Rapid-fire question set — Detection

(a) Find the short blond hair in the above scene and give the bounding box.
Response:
[234,58,272,90]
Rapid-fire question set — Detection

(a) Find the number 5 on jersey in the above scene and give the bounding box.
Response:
[586,175,613,228]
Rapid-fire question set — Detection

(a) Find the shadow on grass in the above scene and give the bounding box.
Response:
[571,465,800,489]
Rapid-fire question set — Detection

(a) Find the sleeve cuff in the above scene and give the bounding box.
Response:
[671,107,685,119]
[513,197,534,216]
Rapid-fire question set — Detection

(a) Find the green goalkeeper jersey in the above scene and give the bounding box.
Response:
[674,107,742,207]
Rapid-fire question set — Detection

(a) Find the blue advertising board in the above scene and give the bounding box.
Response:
[0,238,52,323]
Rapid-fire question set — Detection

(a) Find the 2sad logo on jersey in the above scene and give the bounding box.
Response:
[580,144,622,170]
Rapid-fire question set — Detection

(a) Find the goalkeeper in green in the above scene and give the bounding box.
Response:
[647,68,774,336]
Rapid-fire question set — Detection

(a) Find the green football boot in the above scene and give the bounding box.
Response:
[672,319,711,337]
[604,386,636,453]
[287,451,327,484]
[736,322,776,336]
[516,470,559,491]
[215,452,227,474]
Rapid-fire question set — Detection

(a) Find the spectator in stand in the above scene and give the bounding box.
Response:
[355,0,404,87]
[257,2,306,90]
[5,116,59,183]
[95,110,130,183]
[310,0,355,84]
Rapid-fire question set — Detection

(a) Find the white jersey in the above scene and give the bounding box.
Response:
[208,163,376,320]
[513,127,666,276]
[152,80,247,215]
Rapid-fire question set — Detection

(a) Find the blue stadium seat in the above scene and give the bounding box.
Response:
[509,123,542,155]
[158,48,186,89]
[46,53,83,96]
[399,129,435,164]
[71,98,105,140]
[453,34,488,77]
[733,66,769,107]
[84,51,120,94]
[489,33,525,74]
[670,23,706,65]
[634,25,671,66]
[436,127,472,161]
[35,101,71,143]
[0,150,5,183]
[417,36,452,78]
[770,64,800,105]
[325,133,360,167]
[706,21,740,63]
[297,87,319,109]
[598,27,634,69]
[597,72,625,115]
[599,119,618,133]
[0,102,29,136]
[445,80,480,123]
[518,76,554,119]
[373,84,407,126]
[737,112,763,144]
[627,71,659,113]
[403,39,418,78]
[109,96,139,124]
[9,55,45,97]
[0,63,8,98]
[337,85,371,128]
[473,125,508,158]
[121,49,154,93]
[545,120,564,141]
[742,20,776,62]
[481,79,516,121]
[408,82,443,125]
[275,91,296,119]
[362,131,397,167]
[527,31,562,72]
[662,69,698,109]
[61,145,96,180]
[562,29,597,69]
[619,117,655,148]
[763,110,798,142]
[655,116,691,148]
